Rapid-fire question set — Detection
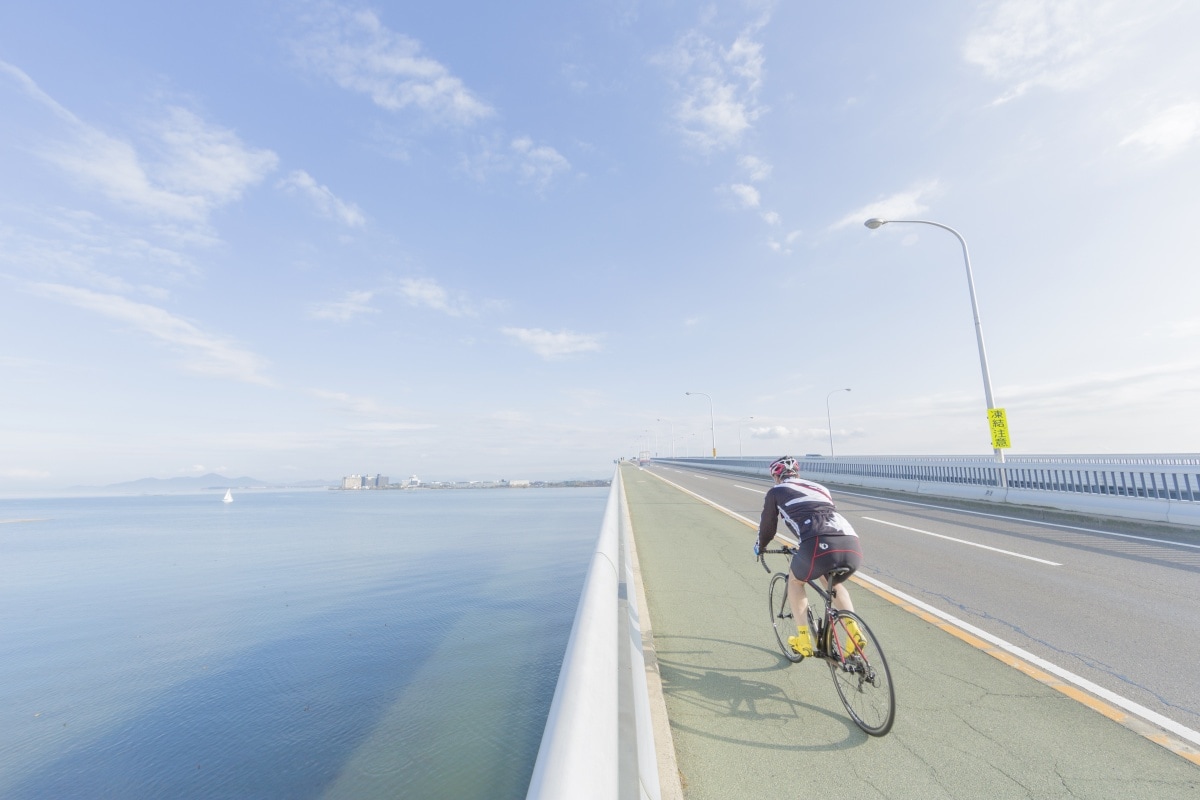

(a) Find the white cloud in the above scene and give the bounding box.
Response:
[30,282,272,385]
[347,421,437,432]
[749,425,795,439]
[768,229,803,254]
[280,170,366,227]
[21,84,278,223]
[501,327,602,359]
[0,211,190,294]
[728,182,760,208]
[656,18,769,152]
[309,279,473,321]
[1,468,51,480]
[739,154,773,181]
[511,136,572,189]
[1155,318,1200,339]
[306,390,434,429]
[395,277,471,316]
[962,0,1176,104]
[832,180,941,230]
[486,409,532,425]
[0,59,76,123]
[148,108,279,208]
[1003,360,1200,412]
[1119,103,1200,158]
[308,388,391,416]
[309,290,378,322]
[0,355,45,367]
[293,6,493,125]
[42,126,199,221]
[726,27,767,91]
[460,136,572,190]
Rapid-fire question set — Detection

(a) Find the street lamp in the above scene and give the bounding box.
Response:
[658,418,674,458]
[738,416,755,457]
[685,391,716,457]
[864,218,1005,467]
[826,389,850,457]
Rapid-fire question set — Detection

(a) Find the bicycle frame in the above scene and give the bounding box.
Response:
[760,544,896,736]
[761,547,850,659]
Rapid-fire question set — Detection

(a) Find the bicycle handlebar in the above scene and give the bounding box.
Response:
[759,546,793,573]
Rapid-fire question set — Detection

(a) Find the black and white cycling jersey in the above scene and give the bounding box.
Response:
[757,477,857,551]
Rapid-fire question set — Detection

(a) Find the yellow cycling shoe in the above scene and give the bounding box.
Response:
[843,618,866,656]
[787,626,813,657]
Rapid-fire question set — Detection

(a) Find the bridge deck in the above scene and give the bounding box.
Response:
[622,465,1199,800]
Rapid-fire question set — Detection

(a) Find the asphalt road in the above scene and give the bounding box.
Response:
[645,462,1200,740]
[623,463,1200,799]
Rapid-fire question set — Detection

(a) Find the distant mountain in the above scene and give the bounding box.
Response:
[101,473,277,492]
[61,474,338,493]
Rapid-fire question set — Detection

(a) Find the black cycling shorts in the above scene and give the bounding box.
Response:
[790,534,862,584]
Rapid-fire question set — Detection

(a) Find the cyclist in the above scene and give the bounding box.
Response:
[754,455,865,658]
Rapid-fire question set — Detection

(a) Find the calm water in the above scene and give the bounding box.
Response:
[0,487,607,799]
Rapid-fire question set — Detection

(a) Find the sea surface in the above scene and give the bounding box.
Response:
[0,486,608,799]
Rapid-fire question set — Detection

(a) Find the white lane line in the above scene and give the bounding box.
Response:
[838,489,1200,551]
[854,571,1200,750]
[690,475,709,480]
[862,516,1062,566]
[734,485,763,494]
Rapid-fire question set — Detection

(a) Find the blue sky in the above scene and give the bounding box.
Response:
[2,0,1199,488]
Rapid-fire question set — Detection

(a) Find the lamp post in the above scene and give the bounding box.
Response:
[825,389,850,457]
[658,418,674,458]
[738,416,755,457]
[864,218,1005,467]
[685,391,716,458]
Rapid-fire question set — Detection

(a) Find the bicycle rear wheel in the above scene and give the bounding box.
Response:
[827,611,895,736]
[768,573,803,663]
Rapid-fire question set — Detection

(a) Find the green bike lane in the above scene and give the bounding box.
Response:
[621,466,1200,800]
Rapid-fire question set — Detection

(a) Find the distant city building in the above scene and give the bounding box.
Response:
[340,473,388,489]
[334,473,608,490]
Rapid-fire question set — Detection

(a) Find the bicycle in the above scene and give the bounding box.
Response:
[761,546,896,736]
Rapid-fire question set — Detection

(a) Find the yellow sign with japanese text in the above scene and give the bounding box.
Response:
[988,407,1011,449]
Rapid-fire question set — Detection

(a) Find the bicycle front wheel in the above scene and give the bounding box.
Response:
[827,611,895,736]
[768,573,803,663]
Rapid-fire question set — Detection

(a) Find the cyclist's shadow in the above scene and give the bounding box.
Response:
[654,634,866,751]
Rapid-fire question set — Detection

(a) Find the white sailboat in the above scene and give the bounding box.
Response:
[222,488,233,504]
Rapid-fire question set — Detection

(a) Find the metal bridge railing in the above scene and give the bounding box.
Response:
[652,455,1200,528]
[527,469,666,800]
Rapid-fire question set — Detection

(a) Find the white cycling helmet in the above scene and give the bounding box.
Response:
[769,455,799,479]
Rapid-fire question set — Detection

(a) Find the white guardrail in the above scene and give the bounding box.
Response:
[651,454,1200,528]
[527,469,664,800]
